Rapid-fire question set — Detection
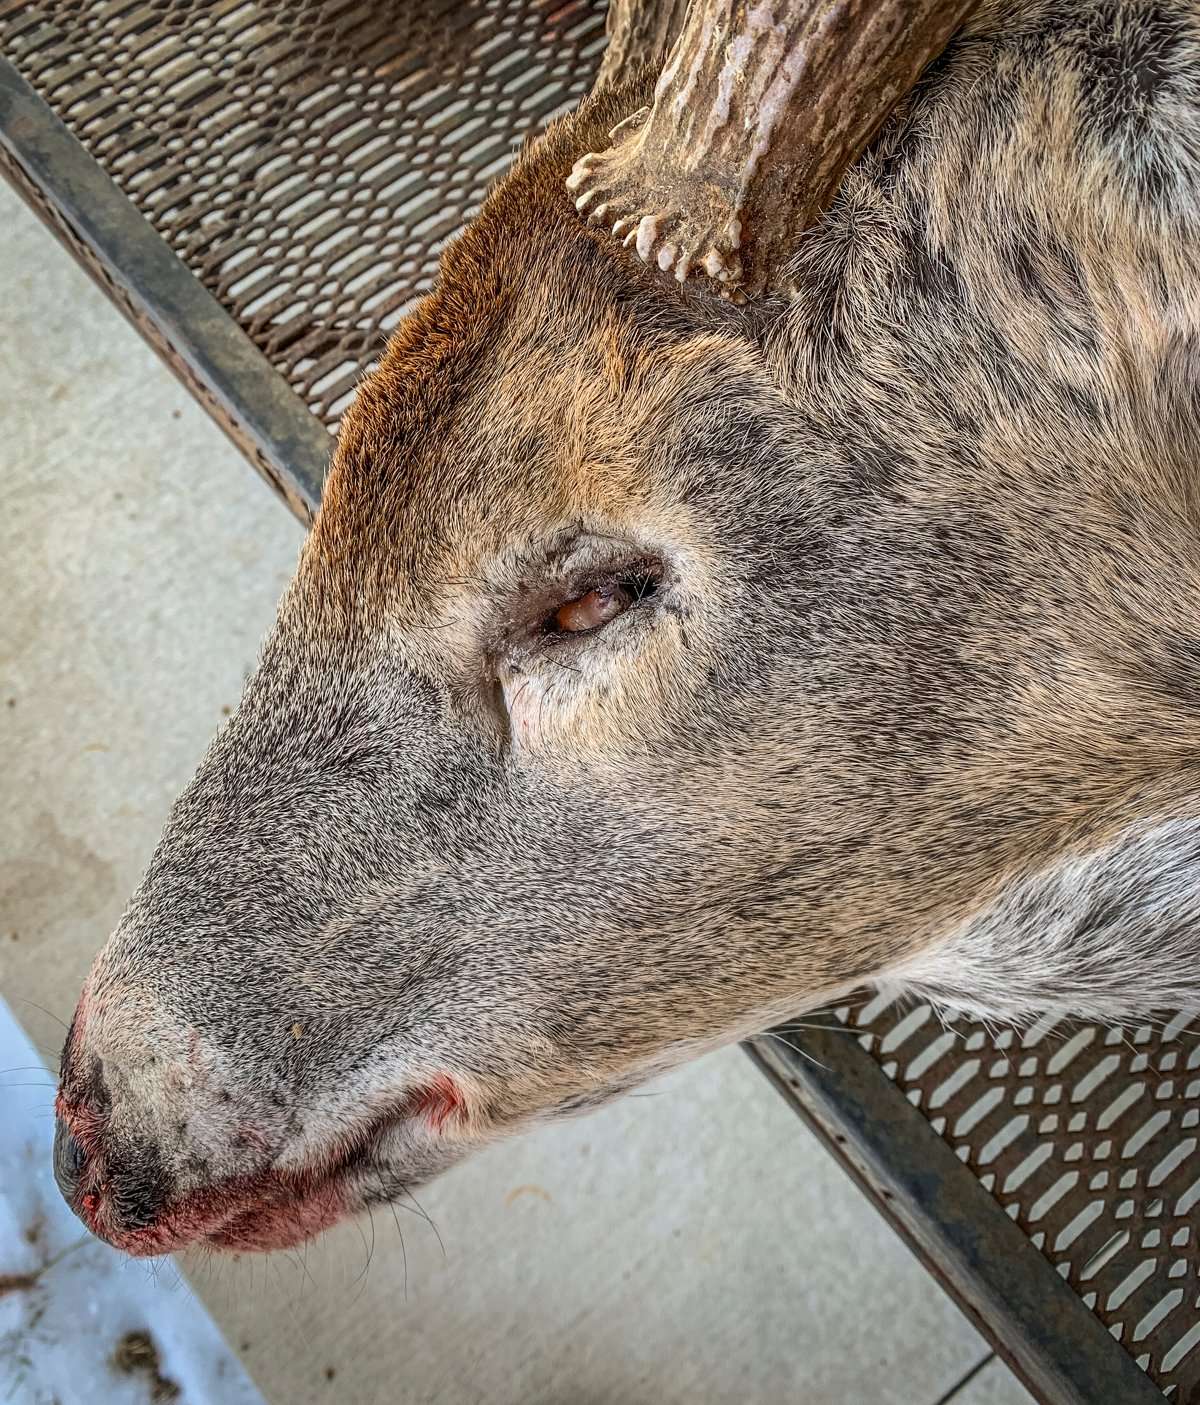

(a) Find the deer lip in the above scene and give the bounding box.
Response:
[108,1109,406,1257]
[99,1158,358,1258]
[200,1169,351,1252]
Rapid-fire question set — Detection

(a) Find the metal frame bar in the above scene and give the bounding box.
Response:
[0,47,1166,1405]
[0,58,327,523]
[746,1024,1164,1404]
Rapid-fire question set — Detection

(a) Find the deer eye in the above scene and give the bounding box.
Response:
[553,582,631,633]
[545,571,659,636]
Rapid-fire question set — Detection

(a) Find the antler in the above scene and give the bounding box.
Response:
[595,0,692,89]
[571,0,978,297]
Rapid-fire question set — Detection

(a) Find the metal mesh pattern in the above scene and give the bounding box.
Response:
[842,997,1200,1397]
[0,0,607,433]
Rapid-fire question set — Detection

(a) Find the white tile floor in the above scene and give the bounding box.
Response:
[0,182,1035,1405]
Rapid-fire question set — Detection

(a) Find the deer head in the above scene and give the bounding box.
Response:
[54,0,1200,1257]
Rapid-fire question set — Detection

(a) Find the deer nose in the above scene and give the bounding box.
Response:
[53,1111,169,1238]
[52,1117,87,1203]
[54,992,178,1242]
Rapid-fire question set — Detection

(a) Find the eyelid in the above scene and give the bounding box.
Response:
[538,570,660,644]
[484,546,667,667]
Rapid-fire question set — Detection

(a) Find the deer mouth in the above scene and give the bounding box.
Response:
[200,1167,353,1253]
[56,1014,459,1257]
[63,1102,407,1258]
[90,1156,363,1258]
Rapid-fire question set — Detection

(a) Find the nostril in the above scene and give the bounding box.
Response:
[53,1117,87,1204]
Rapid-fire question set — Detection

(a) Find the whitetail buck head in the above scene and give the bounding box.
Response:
[56,0,1200,1256]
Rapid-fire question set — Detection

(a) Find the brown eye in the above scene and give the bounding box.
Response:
[553,582,632,634]
[536,567,661,641]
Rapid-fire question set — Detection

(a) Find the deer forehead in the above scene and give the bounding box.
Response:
[302,288,778,661]
[332,327,757,531]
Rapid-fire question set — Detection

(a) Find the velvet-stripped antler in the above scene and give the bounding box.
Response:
[595,0,692,88]
[572,0,979,297]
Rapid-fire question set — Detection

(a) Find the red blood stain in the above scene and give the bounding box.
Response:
[122,1163,350,1254]
[412,1074,464,1132]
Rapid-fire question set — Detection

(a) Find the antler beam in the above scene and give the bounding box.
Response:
[595,0,692,89]
[571,0,978,297]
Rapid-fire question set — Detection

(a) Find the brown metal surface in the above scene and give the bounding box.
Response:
[822,997,1200,1399]
[0,0,608,436]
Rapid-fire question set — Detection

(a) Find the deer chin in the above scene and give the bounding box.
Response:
[201,1172,353,1253]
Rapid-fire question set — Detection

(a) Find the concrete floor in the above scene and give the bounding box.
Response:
[0,182,1036,1405]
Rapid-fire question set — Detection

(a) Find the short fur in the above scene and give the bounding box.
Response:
[56,1,1200,1255]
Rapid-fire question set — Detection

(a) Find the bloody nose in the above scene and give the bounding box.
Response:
[53,1117,87,1205]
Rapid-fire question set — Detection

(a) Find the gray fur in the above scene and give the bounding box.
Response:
[901,814,1200,1023]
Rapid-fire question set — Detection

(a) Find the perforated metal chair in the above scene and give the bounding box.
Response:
[1,6,1194,1401]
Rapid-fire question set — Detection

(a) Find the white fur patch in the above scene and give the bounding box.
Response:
[894,815,1200,1025]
